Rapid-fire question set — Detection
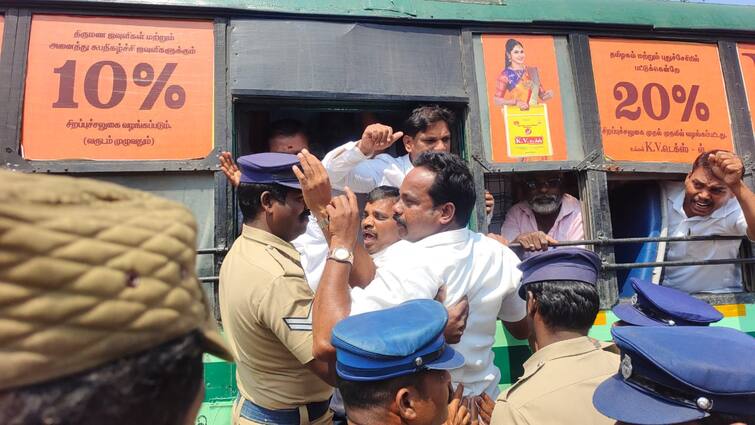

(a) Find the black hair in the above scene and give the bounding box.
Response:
[403,105,455,138]
[367,186,399,204]
[412,152,476,227]
[691,149,728,173]
[0,331,204,425]
[238,182,289,222]
[526,280,600,331]
[504,38,524,69]
[267,119,308,145]
[337,371,430,411]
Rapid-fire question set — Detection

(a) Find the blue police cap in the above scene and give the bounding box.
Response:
[237,152,301,189]
[613,278,723,327]
[517,248,601,299]
[593,326,755,424]
[332,299,465,382]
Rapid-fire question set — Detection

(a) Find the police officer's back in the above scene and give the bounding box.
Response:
[219,153,334,425]
[491,249,619,425]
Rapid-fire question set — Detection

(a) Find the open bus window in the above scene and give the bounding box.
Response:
[233,103,465,160]
[230,102,466,232]
[485,171,582,259]
[608,178,754,299]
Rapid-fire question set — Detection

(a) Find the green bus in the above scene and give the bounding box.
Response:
[2,1,755,423]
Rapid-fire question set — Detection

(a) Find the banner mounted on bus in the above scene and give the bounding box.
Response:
[21,15,214,161]
[590,38,733,163]
[481,35,568,163]
[737,43,755,135]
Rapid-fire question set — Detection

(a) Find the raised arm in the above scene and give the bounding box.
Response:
[321,123,403,193]
[709,151,755,240]
[312,189,361,362]
[294,150,376,286]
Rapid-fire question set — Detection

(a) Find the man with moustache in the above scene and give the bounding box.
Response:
[312,152,528,411]
[218,153,336,425]
[322,105,496,218]
[501,172,584,258]
[362,186,403,262]
[661,150,755,293]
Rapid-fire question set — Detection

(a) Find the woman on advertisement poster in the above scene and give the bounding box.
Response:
[494,38,554,110]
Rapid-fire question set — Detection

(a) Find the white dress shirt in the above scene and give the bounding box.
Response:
[350,228,526,397]
[662,182,747,293]
[291,217,329,292]
[322,141,413,192]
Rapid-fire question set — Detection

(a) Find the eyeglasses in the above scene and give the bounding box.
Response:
[524,177,562,190]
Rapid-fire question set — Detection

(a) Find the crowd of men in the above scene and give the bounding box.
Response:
[0,105,753,425]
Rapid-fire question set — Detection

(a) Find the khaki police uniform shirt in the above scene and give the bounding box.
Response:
[491,336,620,425]
[219,225,332,410]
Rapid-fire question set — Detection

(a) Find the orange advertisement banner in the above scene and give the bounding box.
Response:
[591,39,733,163]
[22,15,214,160]
[481,35,567,163]
[737,43,755,135]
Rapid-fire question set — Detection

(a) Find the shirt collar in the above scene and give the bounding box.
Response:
[521,336,605,376]
[414,228,470,248]
[242,224,301,261]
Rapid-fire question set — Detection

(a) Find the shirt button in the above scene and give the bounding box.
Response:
[537,361,544,368]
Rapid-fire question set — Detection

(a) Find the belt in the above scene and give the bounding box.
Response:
[237,396,331,424]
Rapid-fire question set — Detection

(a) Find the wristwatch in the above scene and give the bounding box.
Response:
[328,247,354,265]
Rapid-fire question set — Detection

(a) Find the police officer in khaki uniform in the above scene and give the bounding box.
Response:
[491,248,619,425]
[219,152,335,425]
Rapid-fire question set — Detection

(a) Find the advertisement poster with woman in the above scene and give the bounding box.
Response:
[481,34,567,162]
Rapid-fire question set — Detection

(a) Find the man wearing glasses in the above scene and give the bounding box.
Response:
[501,172,584,258]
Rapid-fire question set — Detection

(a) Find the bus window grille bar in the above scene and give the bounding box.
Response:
[507,234,745,249]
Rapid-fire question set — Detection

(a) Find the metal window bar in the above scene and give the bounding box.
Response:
[507,235,755,270]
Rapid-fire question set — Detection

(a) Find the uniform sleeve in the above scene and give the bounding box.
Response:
[321,141,384,193]
[490,400,530,425]
[350,260,441,316]
[257,275,316,365]
[498,247,527,322]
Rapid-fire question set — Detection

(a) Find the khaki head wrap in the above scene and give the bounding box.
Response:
[0,170,232,391]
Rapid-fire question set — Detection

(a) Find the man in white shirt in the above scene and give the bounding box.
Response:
[322,105,497,220]
[312,152,528,402]
[662,150,755,293]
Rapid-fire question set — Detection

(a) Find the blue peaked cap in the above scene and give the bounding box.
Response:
[593,326,755,424]
[332,299,465,382]
[613,278,723,327]
[237,152,301,189]
[517,248,601,299]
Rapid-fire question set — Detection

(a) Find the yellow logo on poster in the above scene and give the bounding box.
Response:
[503,104,552,158]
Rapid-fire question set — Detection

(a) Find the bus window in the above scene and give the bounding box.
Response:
[608,179,754,297]
[609,180,666,297]
[233,104,465,161]
[486,171,583,259]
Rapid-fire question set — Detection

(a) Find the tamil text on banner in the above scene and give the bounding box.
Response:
[21,15,214,160]
[590,39,733,163]
[737,43,755,134]
[481,34,567,162]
